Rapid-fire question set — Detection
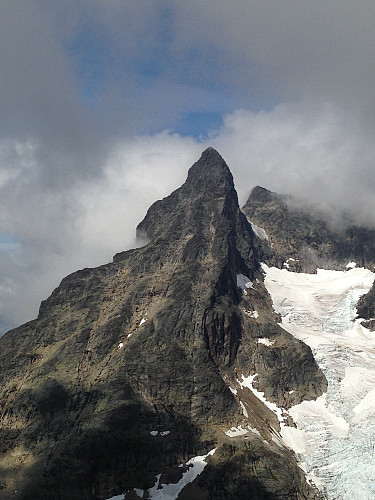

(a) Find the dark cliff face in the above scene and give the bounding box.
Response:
[357,284,375,330]
[0,149,325,500]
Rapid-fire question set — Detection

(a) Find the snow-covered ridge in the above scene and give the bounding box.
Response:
[262,263,375,500]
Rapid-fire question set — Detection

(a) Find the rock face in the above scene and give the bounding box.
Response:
[243,185,375,272]
[0,149,326,499]
[356,283,375,330]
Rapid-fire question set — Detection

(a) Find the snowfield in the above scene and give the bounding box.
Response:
[263,264,375,499]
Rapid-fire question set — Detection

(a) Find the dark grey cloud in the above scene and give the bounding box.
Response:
[0,0,108,191]
[173,1,375,118]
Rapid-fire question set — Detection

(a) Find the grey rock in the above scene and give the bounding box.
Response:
[243,185,375,272]
[0,149,325,499]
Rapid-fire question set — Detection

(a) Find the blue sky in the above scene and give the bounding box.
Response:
[2,0,375,333]
[66,13,229,137]
[63,3,281,138]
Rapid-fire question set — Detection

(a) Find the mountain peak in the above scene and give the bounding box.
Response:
[186,147,234,189]
[201,146,224,160]
[0,148,327,499]
[136,149,238,243]
[247,185,275,203]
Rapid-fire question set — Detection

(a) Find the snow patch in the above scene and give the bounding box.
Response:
[249,220,269,241]
[107,450,216,499]
[147,449,216,499]
[346,261,356,269]
[243,309,259,318]
[240,401,248,418]
[118,342,124,349]
[225,425,261,438]
[236,274,253,294]
[139,317,147,326]
[257,338,274,346]
[225,426,248,437]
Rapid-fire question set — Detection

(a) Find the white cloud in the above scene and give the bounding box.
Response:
[212,103,375,222]
[77,132,202,264]
[3,102,375,333]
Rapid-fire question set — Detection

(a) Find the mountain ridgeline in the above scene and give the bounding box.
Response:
[3,148,374,499]
[243,185,375,273]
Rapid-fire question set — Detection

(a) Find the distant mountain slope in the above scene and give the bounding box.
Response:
[243,185,375,272]
[243,184,375,333]
[0,149,325,499]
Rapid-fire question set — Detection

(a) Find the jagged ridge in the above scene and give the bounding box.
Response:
[243,185,375,272]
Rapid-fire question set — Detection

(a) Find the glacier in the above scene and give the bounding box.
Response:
[263,264,375,499]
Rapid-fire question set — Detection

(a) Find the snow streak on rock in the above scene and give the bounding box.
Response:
[147,449,216,500]
[248,220,269,241]
[236,274,253,292]
[106,449,216,500]
[263,264,375,500]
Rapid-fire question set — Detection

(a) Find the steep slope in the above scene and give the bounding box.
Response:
[0,149,325,499]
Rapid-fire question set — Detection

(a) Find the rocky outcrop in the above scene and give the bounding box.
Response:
[243,185,375,272]
[357,283,375,330]
[0,149,325,499]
